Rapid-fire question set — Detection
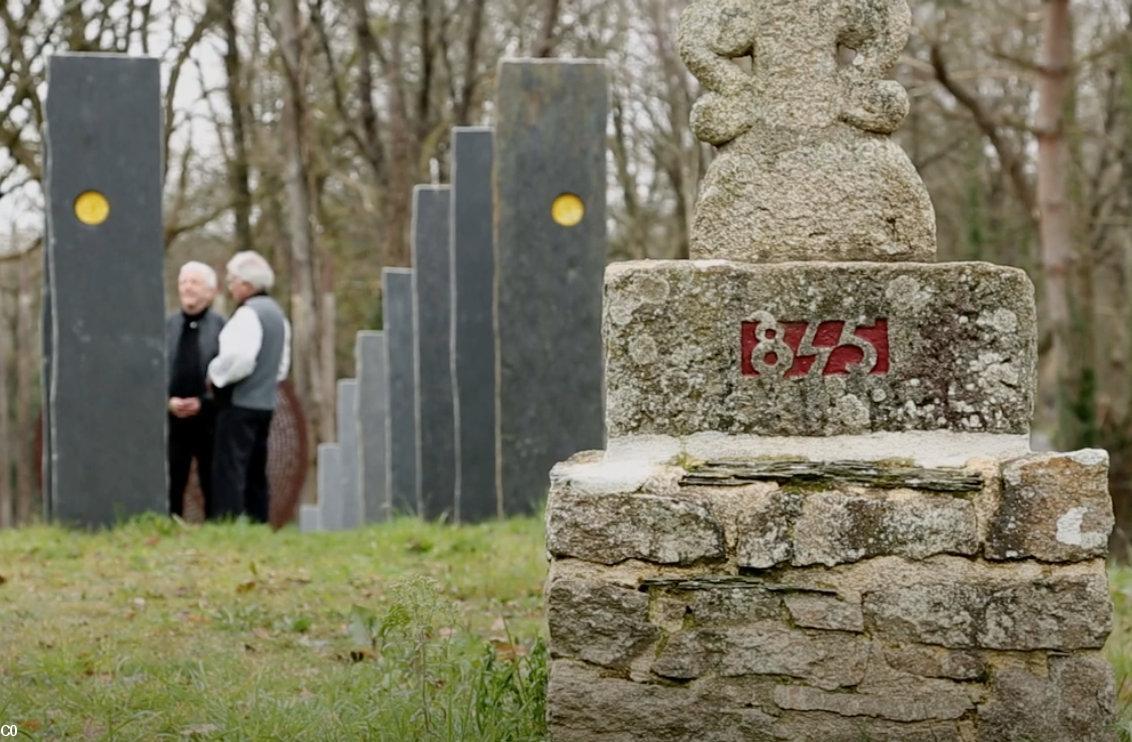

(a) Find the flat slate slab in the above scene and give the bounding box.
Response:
[494,60,609,515]
[356,331,389,522]
[450,127,498,522]
[412,186,457,521]
[44,54,166,527]
[383,268,419,515]
[603,261,1037,437]
[316,443,343,530]
[337,379,363,529]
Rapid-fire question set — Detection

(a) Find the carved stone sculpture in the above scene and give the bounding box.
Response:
[678,0,937,262]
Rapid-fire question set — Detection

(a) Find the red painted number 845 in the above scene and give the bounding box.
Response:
[740,312,890,379]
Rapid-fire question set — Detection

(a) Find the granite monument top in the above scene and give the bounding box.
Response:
[679,0,937,263]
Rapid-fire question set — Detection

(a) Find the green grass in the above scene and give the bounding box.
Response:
[0,515,547,740]
[6,515,1132,740]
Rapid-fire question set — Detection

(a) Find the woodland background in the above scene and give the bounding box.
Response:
[1,1,1130,544]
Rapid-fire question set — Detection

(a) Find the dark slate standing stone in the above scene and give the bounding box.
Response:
[44,54,166,527]
[411,186,457,521]
[337,379,363,529]
[494,60,609,515]
[317,443,343,530]
[383,268,419,515]
[450,128,498,523]
[356,331,389,522]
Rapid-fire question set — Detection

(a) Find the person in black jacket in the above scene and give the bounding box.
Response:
[167,261,226,519]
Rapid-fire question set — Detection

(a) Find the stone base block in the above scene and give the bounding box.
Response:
[545,445,1116,741]
[604,260,1036,438]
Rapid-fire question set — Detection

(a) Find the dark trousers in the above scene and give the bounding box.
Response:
[212,406,274,523]
[169,410,216,518]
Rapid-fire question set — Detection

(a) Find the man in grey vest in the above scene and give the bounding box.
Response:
[167,261,226,519]
[208,251,291,522]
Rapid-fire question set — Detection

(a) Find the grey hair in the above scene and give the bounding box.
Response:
[179,261,218,290]
[226,250,275,291]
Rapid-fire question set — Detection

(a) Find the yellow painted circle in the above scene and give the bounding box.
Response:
[74,190,110,226]
[551,193,585,227]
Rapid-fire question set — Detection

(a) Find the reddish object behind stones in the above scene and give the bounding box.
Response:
[37,381,309,529]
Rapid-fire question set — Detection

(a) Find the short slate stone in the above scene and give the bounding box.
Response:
[316,443,343,531]
[547,576,659,669]
[604,261,1037,437]
[450,127,498,523]
[548,660,780,742]
[298,504,320,533]
[355,332,388,522]
[772,679,972,723]
[987,450,1113,562]
[784,593,865,633]
[772,712,966,742]
[45,54,166,527]
[411,186,457,521]
[791,490,978,567]
[337,379,363,529]
[976,655,1115,742]
[546,488,725,566]
[495,60,608,516]
[652,623,870,690]
[382,268,419,515]
[864,574,1112,650]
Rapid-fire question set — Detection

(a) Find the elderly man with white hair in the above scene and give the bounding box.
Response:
[208,250,291,523]
[167,261,226,519]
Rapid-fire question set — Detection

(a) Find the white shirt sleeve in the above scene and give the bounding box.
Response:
[208,306,263,388]
[277,318,292,382]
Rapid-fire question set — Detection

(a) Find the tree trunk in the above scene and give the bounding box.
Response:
[1036,0,1085,449]
[278,0,330,444]
[222,0,254,253]
[14,251,36,524]
[0,284,12,529]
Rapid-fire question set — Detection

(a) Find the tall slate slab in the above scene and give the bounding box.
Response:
[356,331,389,522]
[412,186,457,521]
[44,54,166,527]
[317,443,343,530]
[494,60,609,515]
[337,379,363,529]
[450,128,498,522]
[383,268,419,515]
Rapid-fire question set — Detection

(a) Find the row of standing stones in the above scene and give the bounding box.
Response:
[545,0,1118,739]
[308,61,608,530]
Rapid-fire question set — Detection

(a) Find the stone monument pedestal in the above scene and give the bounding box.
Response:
[545,258,1117,740]
[546,441,1115,740]
[546,1,1117,737]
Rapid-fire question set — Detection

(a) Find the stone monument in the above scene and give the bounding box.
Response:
[356,331,389,522]
[494,60,608,516]
[450,127,498,522]
[43,54,166,527]
[412,186,458,520]
[383,267,419,514]
[545,2,1116,739]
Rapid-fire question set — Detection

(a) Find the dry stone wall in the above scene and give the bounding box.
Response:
[545,449,1116,740]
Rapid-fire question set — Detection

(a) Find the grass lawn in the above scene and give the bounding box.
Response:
[4,515,1132,740]
[0,516,547,740]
